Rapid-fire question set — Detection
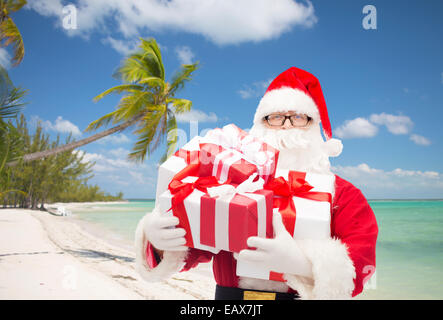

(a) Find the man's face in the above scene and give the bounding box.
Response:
[251,110,332,174]
[262,112,312,130]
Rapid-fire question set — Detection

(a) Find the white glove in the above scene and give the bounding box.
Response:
[238,212,313,278]
[143,206,188,252]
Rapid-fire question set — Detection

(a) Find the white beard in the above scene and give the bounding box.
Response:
[249,122,333,176]
[240,122,335,294]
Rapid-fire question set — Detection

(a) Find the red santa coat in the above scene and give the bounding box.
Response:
[135,175,378,299]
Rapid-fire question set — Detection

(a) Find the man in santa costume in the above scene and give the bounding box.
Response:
[135,67,378,300]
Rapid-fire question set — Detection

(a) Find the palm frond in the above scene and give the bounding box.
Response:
[138,76,165,91]
[114,38,165,83]
[159,113,178,163]
[0,87,26,118]
[5,0,27,13]
[93,84,144,102]
[88,91,155,132]
[85,109,121,132]
[169,62,199,96]
[0,17,24,66]
[139,38,165,80]
[0,120,23,172]
[112,91,154,122]
[0,64,27,119]
[167,98,192,114]
[113,55,151,83]
[128,110,164,162]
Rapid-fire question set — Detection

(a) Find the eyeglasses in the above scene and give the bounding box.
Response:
[263,113,311,127]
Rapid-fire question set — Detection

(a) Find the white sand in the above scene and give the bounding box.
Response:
[0,208,215,300]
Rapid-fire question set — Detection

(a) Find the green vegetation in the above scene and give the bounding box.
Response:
[0,17,195,205]
[0,0,27,66]
[0,0,124,208]
[15,37,199,165]
[1,114,124,209]
[0,66,123,209]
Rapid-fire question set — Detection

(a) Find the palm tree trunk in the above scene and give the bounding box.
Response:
[6,115,143,167]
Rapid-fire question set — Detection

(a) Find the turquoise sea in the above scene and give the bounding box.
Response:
[70,199,443,300]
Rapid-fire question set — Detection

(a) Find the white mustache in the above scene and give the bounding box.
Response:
[249,124,333,175]
[259,127,312,151]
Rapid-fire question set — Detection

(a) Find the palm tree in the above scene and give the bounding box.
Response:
[0,0,27,66]
[0,64,26,198]
[8,37,198,165]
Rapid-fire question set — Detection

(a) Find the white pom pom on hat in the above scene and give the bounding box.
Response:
[254,67,342,157]
[323,138,343,157]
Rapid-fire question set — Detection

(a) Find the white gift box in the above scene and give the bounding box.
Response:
[155,136,201,201]
[236,170,335,281]
[157,176,221,254]
[157,175,274,255]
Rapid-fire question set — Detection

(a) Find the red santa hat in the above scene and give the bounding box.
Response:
[253,67,342,157]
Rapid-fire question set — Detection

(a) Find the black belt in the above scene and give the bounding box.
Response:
[215,285,299,300]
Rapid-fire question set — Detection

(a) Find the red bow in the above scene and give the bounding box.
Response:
[168,173,227,248]
[264,171,332,236]
[172,149,201,181]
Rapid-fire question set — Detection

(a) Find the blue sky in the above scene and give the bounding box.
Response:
[4,0,443,199]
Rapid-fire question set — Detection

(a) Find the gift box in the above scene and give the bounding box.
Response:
[154,124,279,255]
[199,143,258,184]
[155,124,279,201]
[157,175,274,254]
[155,136,201,201]
[200,124,279,184]
[236,170,334,282]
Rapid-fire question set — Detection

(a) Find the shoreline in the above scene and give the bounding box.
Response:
[0,208,215,300]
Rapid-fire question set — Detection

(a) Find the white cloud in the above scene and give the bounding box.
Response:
[334,118,378,139]
[128,170,146,185]
[390,168,439,178]
[238,79,272,99]
[175,109,218,123]
[97,133,131,145]
[101,36,138,56]
[409,134,431,146]
[335,113,426,146]
[72,147,158,197]
[25,0,64,17]
[81,152,104,163]
[78,149,155,184]
[0,48,11,69]
[32,115,82,137]
[27,0,317,45]
[175,46,195,65]
[107,147,130,158]
[369,113,413,135]
[332,163,443,198]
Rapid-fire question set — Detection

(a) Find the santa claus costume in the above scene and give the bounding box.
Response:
[134,67,378,300]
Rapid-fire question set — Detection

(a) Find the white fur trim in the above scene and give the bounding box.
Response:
[323,138,343,157]
[134,213,188,282]
[284,238,355,299]
[254,87,320,124]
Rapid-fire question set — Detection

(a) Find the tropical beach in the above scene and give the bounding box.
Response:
[0,204,216,300]
[1,1,443,302]
[2,199,442,300]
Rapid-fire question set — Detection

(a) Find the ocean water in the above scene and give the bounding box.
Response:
[71,199,443,300]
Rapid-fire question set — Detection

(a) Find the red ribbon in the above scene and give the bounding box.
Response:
[172,149,201,181]
[168,148,230,248]
[168,176,225,248]
[264,171,332,236]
